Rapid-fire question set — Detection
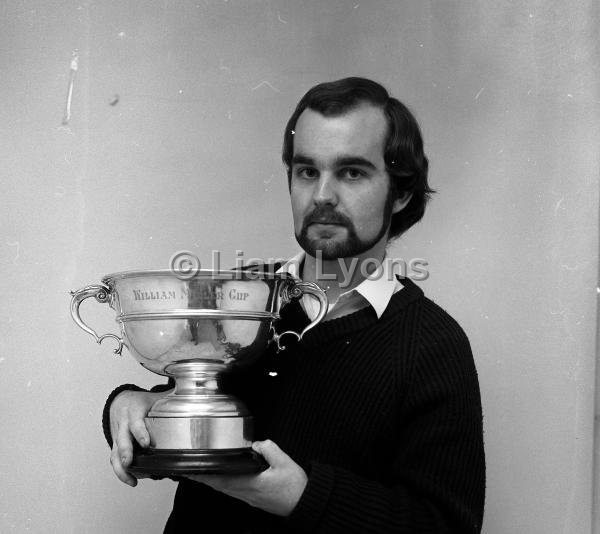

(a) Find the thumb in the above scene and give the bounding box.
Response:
[252,440,288,468]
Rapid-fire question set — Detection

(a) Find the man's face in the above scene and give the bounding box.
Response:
[290,104,404,260]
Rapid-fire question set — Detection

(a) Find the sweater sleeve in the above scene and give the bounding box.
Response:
[286,308,485,533]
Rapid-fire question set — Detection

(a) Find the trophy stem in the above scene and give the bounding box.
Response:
[167,360,224,397]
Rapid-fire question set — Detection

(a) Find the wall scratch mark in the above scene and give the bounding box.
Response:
[62,51,79,125]
[251,80,280,93]
[219,59,231,72]
[6,241,20,264]
[554,197,564,214]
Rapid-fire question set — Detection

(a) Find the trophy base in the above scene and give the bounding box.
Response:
[128,448,268,477]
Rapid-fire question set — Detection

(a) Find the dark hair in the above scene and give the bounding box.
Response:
[282,77,433,239]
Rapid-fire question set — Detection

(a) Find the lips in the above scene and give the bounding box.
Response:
[310,220,344,225]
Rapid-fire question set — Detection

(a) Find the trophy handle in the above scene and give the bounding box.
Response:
[273,281,328,351]
[69,284,125,355]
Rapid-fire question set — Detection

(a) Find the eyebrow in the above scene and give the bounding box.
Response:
[291,155,315,166]
[334,156,377,170]
[291,154,377,170]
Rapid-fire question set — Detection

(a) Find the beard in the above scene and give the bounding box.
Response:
[295,191,395,260]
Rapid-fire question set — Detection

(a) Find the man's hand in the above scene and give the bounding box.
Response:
[109,389,167,487]
[187,440,308,517]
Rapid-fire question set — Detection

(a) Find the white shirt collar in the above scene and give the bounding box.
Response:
[276,251,402,319]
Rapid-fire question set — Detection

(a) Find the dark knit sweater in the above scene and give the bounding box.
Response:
[104,277,485,533]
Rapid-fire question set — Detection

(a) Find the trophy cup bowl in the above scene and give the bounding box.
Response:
[70,269,327,476]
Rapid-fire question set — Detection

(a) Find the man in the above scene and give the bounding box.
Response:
[105,77,485,532]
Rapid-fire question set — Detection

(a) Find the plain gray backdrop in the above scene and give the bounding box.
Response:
[1,1,598,532]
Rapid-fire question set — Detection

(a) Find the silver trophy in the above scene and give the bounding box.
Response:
[70,269,327,475]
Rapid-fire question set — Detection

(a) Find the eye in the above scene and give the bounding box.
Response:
[340,167,366,180]
[295,167,319,180]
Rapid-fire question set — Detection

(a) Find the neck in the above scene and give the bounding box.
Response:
[300,238,387,302]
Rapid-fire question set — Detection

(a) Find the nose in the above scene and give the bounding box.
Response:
[312,173,338,206]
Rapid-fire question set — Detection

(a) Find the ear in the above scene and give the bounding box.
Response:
[392,191,412,214]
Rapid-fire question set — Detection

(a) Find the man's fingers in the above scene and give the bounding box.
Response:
[115,420,134,466]
[252,440,286,468]
[130,419,150,448]
[107,390,163,486]
[110,444,137,487]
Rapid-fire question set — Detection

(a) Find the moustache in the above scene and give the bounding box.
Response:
[304,207,351,226]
